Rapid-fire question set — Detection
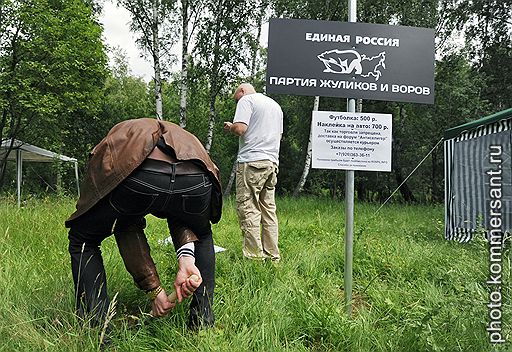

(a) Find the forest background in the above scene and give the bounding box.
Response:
[1,0,511,202]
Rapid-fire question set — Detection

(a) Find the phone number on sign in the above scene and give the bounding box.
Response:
[336,152,371,158]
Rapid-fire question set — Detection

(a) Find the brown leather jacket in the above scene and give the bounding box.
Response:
[66,118,222,227]
[66,118,222,290]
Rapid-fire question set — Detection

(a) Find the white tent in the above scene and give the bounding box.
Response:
[0,139,79,206]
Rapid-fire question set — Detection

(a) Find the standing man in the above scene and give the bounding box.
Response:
[224,83,283,262]
[65,118,222,333]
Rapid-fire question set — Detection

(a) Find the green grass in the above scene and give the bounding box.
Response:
[0,196,509,351]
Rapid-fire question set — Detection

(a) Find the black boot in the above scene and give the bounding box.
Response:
[188,285,214,330]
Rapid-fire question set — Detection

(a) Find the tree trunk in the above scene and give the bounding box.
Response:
[179,0,189,128]
[331,171,339,199]
[223,1,267,197]
[392,105,416,203]
[293,96,319,196]
[205,91,216,152]
[0,138,12,189]
[223,159,237,198]
[0,137,20,189]
[0,161,6,190]
[204,9,222,153]
[152,0,163,120]
[393,165,416,202]
[0,109,8,188]
[392,147,414,203]
[356,176,366,201]
[249,0,267,80]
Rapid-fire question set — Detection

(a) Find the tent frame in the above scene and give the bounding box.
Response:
[1,139,79,206]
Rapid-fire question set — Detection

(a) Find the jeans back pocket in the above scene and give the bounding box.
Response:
[182,188,211,215]
[109,181,159,216]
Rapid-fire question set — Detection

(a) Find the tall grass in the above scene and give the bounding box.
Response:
[0,196,509,351]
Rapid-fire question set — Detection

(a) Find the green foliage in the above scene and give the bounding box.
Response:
[103,49,154,124]
[1,0,509,202]
[0,0,108,187]
[117,0,179,65]
[444,0,512,111]
[194,0,257,92]
[191,0,262,151]
[262,0,502,201]
[0,197,509,351]
[271,0,347,21]
[179,71,212,140]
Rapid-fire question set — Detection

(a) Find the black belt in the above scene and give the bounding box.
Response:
[139,158,205,175]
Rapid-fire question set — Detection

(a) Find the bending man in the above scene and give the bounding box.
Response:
[65,118,222,330]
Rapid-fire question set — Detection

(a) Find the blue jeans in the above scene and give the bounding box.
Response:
[68,163,215,328]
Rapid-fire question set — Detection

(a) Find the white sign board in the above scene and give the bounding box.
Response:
[312,111,392,171]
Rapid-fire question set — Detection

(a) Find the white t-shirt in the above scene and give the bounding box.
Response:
[233,93,283,165]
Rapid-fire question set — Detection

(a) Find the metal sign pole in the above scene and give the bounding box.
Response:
[344,0,357,317]
[266,0,434,317]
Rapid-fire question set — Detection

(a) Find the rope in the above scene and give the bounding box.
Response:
[374,137,444,215]
[27,165,56,192]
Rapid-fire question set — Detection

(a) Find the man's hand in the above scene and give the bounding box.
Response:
[223,121,247,136]
[174,256,202,303]
[151,288,175,317]
[223,121,233,133]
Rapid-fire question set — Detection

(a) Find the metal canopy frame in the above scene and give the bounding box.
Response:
[1,139,79,206]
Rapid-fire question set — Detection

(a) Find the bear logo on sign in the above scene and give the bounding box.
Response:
[317,49,386,81]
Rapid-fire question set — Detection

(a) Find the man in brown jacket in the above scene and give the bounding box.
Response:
[65,118,222,331]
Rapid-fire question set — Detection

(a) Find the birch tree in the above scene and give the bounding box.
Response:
[292,96,319,196]
[248,0,267,79]
[194,0,256,152]
[178,0,204,128]
[117,0,178,120]
[223,0,268,197]
[268,0,346,196]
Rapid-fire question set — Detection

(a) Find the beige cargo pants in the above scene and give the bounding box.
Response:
[236,160,280,261]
